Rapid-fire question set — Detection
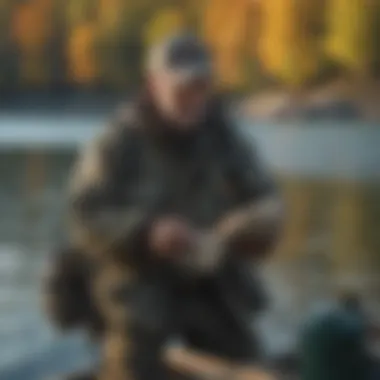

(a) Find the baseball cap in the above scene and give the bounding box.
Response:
[145,33,213,85]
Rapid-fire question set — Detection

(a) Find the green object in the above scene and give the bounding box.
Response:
[300,307,370,380]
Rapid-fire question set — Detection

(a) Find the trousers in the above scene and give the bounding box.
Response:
[57,257,265,380]
[96,258,265,380]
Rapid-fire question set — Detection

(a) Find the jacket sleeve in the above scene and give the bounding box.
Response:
[69,121,154,266]
[216,124,285,257]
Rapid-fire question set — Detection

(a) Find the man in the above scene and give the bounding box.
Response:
[51,34,283,380]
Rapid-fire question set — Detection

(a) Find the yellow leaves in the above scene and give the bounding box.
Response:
[11,0,53,84]
[201,0,251,88]
[4,0,380,90]
[66,0,94,26]
[201,0,321,88]
[325,0,376,73]
[202,0,230,47]
[67,22,98,84]
[65,0,99,85]
[259,0,293,59]
[217,0,250,50]
[258,0,320,87]
[98,0,123,32]
[246,0,262,58]
[144,7,185,48]
[11,0,53,55]
[215,48,246,89]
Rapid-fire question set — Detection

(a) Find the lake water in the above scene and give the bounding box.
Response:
[1,115,380,181]
[0,116,379,379]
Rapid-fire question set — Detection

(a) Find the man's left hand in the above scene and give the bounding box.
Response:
[215,196,284,259]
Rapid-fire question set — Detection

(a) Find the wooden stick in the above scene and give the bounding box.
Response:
[163,346,275,380]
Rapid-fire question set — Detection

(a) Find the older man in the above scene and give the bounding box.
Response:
[47,34,283,380]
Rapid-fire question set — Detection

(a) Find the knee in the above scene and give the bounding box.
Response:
[42,246,101,332]
[182,295,260,362]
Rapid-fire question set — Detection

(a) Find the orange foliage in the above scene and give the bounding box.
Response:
[11,0,53,54]
[67,22,98,84]
[246,0,263,58]
[98,0,122,31]
[202,0,251,87]
[4,0,379,90]
[144,7,185,47]
[258,0,320,86]
[325,0,376,73]
[202,0,228,47]
[216,0,250,49]
[215,48,246,88]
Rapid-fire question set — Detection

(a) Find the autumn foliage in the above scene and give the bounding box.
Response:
[2,0,380,91]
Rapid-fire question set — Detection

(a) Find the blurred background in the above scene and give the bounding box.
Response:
[0,0,379,378]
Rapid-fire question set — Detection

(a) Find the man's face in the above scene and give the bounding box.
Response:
[149,72,212,130]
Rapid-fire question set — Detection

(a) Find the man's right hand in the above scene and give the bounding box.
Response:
[148,216,195,259]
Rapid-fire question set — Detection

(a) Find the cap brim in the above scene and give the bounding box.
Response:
[169,64,212,86]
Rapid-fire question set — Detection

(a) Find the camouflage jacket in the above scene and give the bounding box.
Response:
[69,95,278,273]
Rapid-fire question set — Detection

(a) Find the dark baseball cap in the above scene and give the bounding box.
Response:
[146,33,213,85]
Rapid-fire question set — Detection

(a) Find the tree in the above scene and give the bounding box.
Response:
[143,6,185,48]
[324,0,377,75]
[65,0,98,86]
[201,0,251,89]
[67,21,98,85]
[11,0,54,86]
[96,0,181,89]
[258,0,321,88]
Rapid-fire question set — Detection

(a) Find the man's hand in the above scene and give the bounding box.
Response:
[148,217,229,274]
[216,197,283,239]
[214,196,284,259]
[148,217,226,274]
[148,216,196,259]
